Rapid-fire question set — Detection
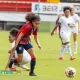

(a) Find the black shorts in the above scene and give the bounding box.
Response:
[16,43,33,54]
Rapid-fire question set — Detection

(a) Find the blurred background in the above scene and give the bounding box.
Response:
[0,0,80,32]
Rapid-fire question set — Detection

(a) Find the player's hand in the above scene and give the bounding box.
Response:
[38,44,41,49]
[5,63,9,70]
[8,50,11,53]
[50,31,54,36]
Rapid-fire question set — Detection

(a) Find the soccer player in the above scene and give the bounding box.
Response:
[7,13,41,76]
[58,7,75,60]
[7,28,31,71]
[71,8,80,54]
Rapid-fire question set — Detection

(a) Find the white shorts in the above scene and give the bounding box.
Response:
[60,31,71,43]
[71,25,78,34]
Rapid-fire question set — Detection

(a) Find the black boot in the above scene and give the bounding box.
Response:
[9,59,14,68]
[29,72,37,76]
[29,60,36,76]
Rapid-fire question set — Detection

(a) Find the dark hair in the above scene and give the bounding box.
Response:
[63,7,71,12]
[25,13,40,22]
[10,28,19,37]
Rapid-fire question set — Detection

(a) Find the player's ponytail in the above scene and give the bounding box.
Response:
[25,12,40,22]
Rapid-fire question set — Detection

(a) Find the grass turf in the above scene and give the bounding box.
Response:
[0,31,80,80]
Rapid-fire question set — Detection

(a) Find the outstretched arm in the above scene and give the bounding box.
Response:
[34,35,41,49]
[5,51,14,70]
[50,25,58,36]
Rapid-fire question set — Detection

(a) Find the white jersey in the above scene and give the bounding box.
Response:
[59,16,75,33]
[58,16,75,43]
[71,14,80,34]
[12,41,31,65]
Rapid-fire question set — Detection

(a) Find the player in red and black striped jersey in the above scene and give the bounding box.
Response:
[6,13,41,76]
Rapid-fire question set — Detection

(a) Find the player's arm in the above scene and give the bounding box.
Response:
[50,25,57,36]
[34,35,41,49]
[57,17,62,27]
[5,51,15,70]
[11,26,30,52]
[78,20,80,32]
[51,19,59,36]
[77,16,80,31]
[69,24,75,28]
[33,30,41,49]
[76,14,80,30]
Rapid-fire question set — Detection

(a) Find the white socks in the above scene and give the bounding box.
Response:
[59,43,73,57]
[8,53,15,68]
[66,43,72,57]
[17,64,29,70]
[74,41,77,53]
[59,45,66,57]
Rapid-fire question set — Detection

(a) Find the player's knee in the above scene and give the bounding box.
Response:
[18,58,22,63]
[31,57,36,61]
[66,43,71,48]
[30,54,36,59]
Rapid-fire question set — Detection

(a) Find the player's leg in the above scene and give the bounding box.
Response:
[8,53,16,71]
[9,44,23,68]
[59,44,66,60]
[73,33,77,54]
[24,43,36,76]
[65,35,75,60]
[17,50,31,71]
[17,54,23,63]
[17,64,30,71]
[66,42,75,60]
[27,48,36,76]
[59,32,75,60]
[59,32,66,60]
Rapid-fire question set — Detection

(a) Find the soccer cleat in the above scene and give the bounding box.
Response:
[70,57,75,60]
[10,67,16,71]
[59,57,64,60]
[29,72,37,76]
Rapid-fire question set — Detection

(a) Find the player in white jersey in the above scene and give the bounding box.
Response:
[58,7,75,60]
[71,8,80,54]
[5,28,31,71]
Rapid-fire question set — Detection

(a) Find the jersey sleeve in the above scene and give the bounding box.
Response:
[12,41,15,48]
[71,18,75,25]
[76,14,80,21]
[33,29,38,36]
[58,17,62,25]
[21,25,31,35]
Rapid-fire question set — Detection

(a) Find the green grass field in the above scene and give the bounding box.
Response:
[0,31,80,80]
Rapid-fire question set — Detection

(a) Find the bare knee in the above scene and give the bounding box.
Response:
[18,58,22,63]
[17,54,23,63]
[27,48,36,59]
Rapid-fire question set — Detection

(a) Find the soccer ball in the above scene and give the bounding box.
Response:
[65,67,76,78]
